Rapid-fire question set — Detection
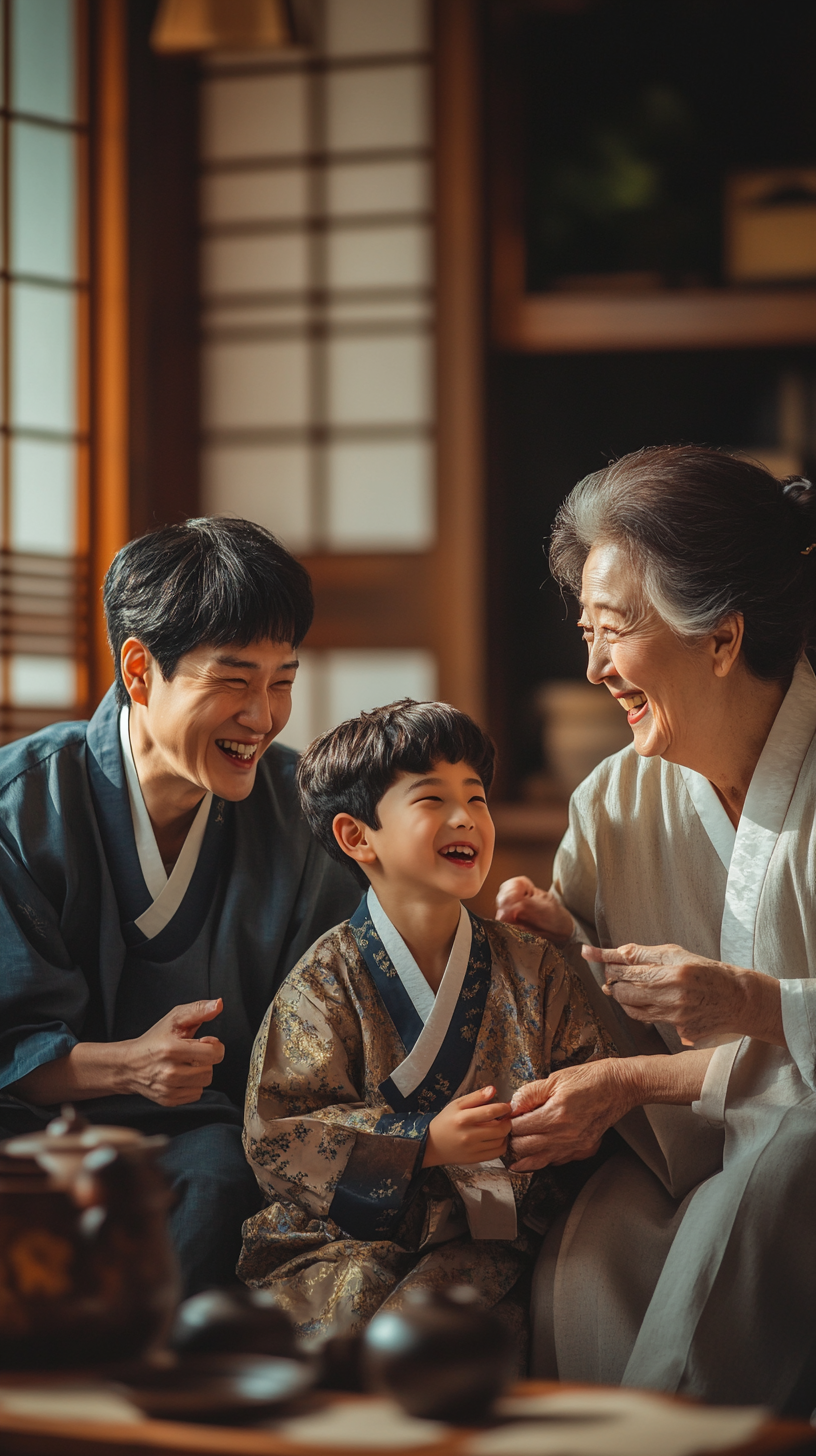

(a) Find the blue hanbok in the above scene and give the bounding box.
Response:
[0,687,358,1289]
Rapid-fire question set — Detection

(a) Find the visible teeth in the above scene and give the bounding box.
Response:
[217,739,257,759]
[443,845,475,857]
[619,694,647,712]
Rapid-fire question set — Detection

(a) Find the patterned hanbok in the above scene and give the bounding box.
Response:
[240,889,613,1339]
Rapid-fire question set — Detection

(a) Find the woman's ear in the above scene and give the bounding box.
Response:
[121,638,153,707]
[710,612,744,678]
[332,813,377,867]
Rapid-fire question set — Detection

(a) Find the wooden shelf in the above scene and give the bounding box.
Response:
[493,286,816,354]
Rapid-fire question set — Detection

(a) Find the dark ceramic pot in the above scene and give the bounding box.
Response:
[0,1108,180,1368]
[170,1287,297,1358]
[362,1287,516,1423]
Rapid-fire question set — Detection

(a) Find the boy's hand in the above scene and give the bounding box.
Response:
[422,1085,512,1168]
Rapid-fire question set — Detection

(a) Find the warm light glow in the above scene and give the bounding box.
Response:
[150,0,309,54]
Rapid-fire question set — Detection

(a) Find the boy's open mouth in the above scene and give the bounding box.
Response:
[216,739,259,764]
[439,842,477,866]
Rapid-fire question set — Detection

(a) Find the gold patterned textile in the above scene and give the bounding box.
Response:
[240,916,613,1338]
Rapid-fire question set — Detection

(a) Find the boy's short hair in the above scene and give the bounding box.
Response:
[103,516,313,707]
[297,698,496,880]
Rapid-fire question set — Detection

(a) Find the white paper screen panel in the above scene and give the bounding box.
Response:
[324,0,429,56]
[200,73,309,160]
[11,122,76,281]
[327,160,431,216]
[325,67,430,152]
[202,445,313,552]
[10,439,76,554]
[199,0,435,555]
[2,0,85,727]
[280,648,438,752]
[9,653,77,708]
[12,0,76,122]
[326,440,432,550]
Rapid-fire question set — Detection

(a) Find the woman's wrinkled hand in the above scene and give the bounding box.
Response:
[495,876,575,947]
[508,1060,632,1171]
[581,942,784,1046]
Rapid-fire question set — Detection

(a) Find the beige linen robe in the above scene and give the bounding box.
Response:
[240,899,612,1342]
[532,658,816,1411]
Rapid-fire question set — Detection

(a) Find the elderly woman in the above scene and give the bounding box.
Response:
[497,445,816,1415]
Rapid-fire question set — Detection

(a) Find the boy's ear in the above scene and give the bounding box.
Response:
[332,813,377,866]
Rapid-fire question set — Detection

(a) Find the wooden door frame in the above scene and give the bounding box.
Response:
[89,0,130,704]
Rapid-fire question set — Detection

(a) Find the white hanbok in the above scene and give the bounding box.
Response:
[531,658,816,1411]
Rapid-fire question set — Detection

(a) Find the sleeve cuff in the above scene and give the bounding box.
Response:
[328,1116,431,1240]
[692,1039,745,1126]
[0,1028,78,1093]
[780,980,816,1092]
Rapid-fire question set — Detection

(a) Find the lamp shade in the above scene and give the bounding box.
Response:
[150,0,308,53]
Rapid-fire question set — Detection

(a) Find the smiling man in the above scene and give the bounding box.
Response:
[0,517,359,1292]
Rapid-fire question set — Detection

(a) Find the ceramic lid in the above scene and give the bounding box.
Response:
[2,1106,154,1181]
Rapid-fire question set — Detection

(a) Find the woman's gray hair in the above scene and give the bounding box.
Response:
[549,445,816,683]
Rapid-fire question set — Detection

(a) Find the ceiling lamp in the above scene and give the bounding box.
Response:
[150,0,311,53]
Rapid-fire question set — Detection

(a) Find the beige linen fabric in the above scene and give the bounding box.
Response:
[532,659,816,1408]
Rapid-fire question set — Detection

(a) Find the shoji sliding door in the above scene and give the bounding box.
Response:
[0,0,90,743]
[199,0,441,747]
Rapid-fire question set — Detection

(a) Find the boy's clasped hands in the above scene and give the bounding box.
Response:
[422,1084,512,1167]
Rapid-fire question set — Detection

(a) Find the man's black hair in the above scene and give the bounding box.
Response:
[103,516,313,706]
[296,698,496,885]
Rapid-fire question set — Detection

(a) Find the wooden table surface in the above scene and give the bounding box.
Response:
[0,1381,813,1456]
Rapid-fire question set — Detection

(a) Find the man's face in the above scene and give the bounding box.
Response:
[136,638,299,801]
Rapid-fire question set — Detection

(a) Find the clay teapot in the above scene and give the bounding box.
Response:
[362,1287,516,1422]
[0,1107,180,1368]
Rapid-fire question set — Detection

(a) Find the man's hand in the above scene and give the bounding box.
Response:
[121,1000,226,1106]
[582,943,786,1047]
[494,877,574,946]
[423,1085,512,1168]
[12,999,227,1107]
[508,1060,632,1171]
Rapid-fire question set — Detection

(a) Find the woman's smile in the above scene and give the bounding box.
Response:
[614,690,649,724]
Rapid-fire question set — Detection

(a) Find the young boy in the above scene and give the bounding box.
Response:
[239,700,613,1340]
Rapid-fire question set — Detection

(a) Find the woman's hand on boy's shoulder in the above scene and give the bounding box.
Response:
[422,1086,512,1168]
[495,877,574,946]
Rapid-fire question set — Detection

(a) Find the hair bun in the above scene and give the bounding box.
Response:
[780,475,816,555]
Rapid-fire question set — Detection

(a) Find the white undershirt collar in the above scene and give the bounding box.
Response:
[119,705,213,939]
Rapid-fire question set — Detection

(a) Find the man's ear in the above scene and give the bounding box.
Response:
[710,612,744,678]
[332,813,377,867]
[121,638,153,707]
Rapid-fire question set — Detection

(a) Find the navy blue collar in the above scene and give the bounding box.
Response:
[349,896,492,1116]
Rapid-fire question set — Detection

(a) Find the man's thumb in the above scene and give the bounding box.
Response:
[170,998,223,1037]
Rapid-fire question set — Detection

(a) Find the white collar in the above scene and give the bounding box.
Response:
[119,706,213,939]
[366,888,472,1095]
[679,766,736,872]
[366,889,516,1241]
[719,656,816,970]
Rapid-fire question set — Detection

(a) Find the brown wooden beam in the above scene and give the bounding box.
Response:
[433,0,486,722]
[89,0,130,705]
[302,554,434,650]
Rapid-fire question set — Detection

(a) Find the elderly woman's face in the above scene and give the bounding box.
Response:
[578,541,718,763]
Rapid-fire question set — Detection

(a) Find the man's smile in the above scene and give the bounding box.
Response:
[215,739,260,764]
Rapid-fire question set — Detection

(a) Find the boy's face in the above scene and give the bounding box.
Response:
[356,758,495,902]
